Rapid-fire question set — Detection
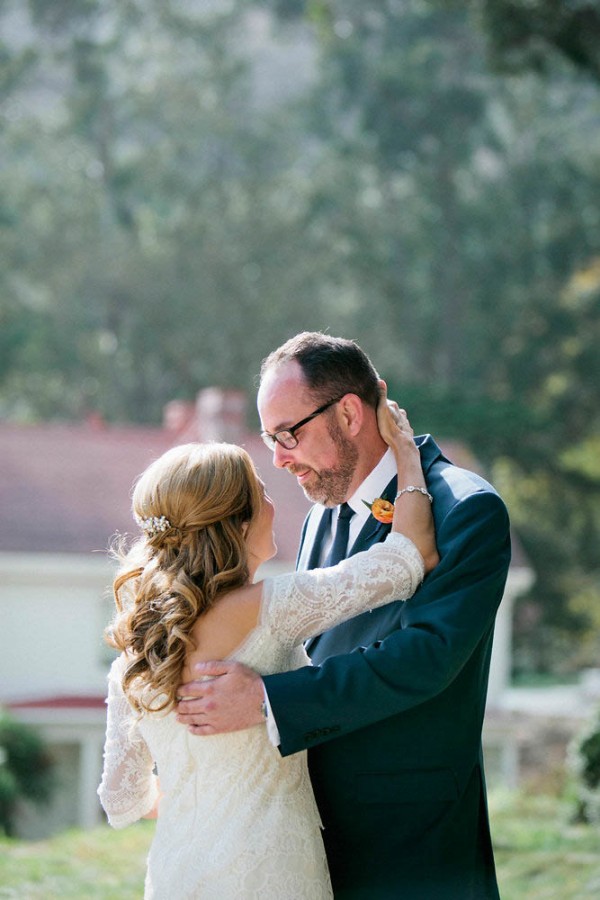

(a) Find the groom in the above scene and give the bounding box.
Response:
[177,332,511,898]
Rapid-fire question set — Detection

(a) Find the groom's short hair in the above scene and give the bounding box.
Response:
[260,332,380,409]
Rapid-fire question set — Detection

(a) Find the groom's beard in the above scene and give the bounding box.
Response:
[296,420,358,507]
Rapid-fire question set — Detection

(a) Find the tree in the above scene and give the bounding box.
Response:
[1,0,599,673]
[473,0,600,82]
[264,0,600,673]
[0,0,334,421]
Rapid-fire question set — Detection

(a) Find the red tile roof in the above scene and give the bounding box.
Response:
[0,394,523,567]
[7,695,106,710]
[0,413,310,562]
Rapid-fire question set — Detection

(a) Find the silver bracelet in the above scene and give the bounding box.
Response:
[395,485,433,503]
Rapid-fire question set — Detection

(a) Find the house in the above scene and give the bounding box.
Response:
[0,388,531,837]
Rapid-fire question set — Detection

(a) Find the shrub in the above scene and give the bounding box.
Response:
[568,707,600,824]
[0,710,56,836]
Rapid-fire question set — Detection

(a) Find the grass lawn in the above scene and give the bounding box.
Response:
[490,791,600,899]
[0,791,598,898]
[0,821,154,899]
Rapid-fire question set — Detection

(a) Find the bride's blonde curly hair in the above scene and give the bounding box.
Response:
[105,442,264,714]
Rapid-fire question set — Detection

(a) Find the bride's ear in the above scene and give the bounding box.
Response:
[241,521,250,537]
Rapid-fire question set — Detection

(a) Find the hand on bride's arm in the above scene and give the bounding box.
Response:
[176,661,265,735]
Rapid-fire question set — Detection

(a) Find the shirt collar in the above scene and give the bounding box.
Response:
[346,447,397,530]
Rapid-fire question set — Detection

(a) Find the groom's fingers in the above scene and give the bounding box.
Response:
[186,724,217,736]
[176,661,235,701]
[194,660,233,677]
[176,680,221,716]
[176,662,265,734]
[176,696,207,712]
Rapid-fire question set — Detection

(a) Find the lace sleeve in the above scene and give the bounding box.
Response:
[97,655,159,829]
[262,532,424,648]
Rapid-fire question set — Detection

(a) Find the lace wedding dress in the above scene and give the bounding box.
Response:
[98,532,423,899]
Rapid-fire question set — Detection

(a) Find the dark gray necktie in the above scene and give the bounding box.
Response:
[324,502,355,567]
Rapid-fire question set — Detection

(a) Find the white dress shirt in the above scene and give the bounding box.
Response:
[265,447,398,744]
[298,447,398,568]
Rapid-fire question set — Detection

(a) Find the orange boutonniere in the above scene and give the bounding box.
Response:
[362,497,394,524]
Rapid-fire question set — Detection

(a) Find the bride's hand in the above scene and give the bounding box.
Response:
[376,382,415,452]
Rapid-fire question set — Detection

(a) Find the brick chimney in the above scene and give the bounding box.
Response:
[194,388,247,443]
[163,400,196,434]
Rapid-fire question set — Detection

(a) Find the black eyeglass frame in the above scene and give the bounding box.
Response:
[261,395,345,450]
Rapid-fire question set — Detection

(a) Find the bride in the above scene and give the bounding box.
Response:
[98,392,438,899]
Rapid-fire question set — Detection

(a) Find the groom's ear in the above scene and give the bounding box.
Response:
[337,393,364,437]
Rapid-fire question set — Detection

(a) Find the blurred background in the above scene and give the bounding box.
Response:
[0,0,599,890]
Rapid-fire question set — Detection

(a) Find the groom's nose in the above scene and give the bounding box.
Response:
[272,441,294,469]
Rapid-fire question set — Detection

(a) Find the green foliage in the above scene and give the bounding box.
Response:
[0,0,332,421]
[493,260,600,674]
[473,0,600,82]
[287,1,600,673]
[0,711,56,836]
[0,819,153,898]
[580,728,600,795]
[0,765,19,833]
[1,793,599,897]
[568,709,600,825]
[0,0,598,673]
[490,790,600,897]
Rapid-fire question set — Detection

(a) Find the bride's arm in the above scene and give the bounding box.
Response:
[175,397,439,733]
[97,656,160,828]
[259,393,438,648]
[262,534,422,648]
[377,383,438,571]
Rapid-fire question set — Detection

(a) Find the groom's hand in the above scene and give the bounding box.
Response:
[176,661,264,735]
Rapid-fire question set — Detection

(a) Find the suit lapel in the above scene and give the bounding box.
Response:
[347,475,396,557]
[305,476,395,657]
[303,436,448,658]
[416,433,448,473]
[346,436,447,558]
[306,507,333,570]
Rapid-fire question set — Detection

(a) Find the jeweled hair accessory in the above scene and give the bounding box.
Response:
[135,513,172,538]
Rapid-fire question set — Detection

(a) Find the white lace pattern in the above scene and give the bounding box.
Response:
[98,532,423,899]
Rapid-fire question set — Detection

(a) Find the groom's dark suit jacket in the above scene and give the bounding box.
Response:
[263,436,511,899]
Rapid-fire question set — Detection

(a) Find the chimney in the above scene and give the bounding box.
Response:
[85,411,106,431]
[163,400,196,434]
[195,388,247,443]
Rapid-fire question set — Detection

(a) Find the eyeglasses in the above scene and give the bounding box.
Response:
[261,396,344,451]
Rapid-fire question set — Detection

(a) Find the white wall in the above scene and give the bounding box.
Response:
[0,553,115,699]
[487,565,535,709]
